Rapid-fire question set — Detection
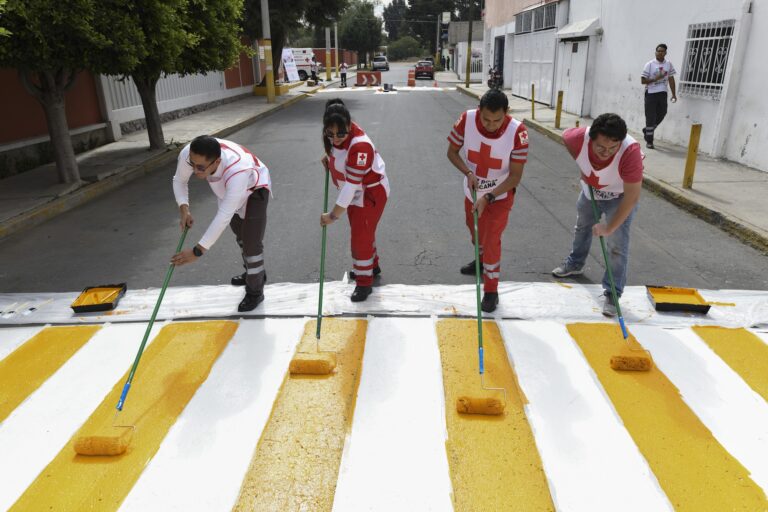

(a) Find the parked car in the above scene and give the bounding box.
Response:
[372,55,390,71]
[415,60,434,80]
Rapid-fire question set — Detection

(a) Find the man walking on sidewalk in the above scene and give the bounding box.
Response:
[551,114,643,316]
[171,135,271,312]
[340,61,348,87]
[447,89,529,313]
[641,43,677,149]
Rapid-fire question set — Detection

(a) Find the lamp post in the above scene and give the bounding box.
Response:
[260,0,275,102]
[465,1,474,88]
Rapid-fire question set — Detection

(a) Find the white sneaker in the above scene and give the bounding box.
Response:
[602,294,617,317]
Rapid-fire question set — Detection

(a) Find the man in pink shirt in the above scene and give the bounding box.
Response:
[551,114,643,316]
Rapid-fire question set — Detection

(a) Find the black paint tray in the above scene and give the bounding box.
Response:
[71,283,127,313]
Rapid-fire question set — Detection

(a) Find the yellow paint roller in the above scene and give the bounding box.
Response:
[73,227,189,455]
[456,189,506,416]
[289,164,337,376]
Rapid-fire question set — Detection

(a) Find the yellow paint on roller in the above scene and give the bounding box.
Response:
[0,325,101,423]
[233,319,367,512]
[10,321,237,511]
[568,322,768,511]
[693,326,768,402]
[436,319,554,511]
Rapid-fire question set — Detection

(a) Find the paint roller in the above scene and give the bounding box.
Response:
[289,164,337,375]
[587,186,652,372]
[456,189,506,415]
[73,227,189,456]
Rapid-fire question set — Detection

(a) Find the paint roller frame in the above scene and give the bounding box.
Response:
[456,188,507,416]
[73,227,189,456]
[289,164,338,376]
[587,186,652,372]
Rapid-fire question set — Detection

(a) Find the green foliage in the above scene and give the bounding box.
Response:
[339,0,381,64]
[387,35,423,61]
[382,0,408,41]
[0,0,10,36]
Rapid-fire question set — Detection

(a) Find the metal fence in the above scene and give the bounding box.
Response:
[679,19,735,101]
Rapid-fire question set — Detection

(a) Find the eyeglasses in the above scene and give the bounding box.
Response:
[187,158,216,173]
[325,129,348,140]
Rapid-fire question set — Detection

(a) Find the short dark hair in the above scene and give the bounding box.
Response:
[589,113,627,141]
[479,89,508,113]
[656,43,668,51]
[189,135,221,160]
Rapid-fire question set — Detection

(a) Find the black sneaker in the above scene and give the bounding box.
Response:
[351,285,373,302]
[349,266,381,280]
[231,272,266,286]
[238,292,264,312]
[646,142,655,149]
[481,292,499,313]
[460,259,482,276]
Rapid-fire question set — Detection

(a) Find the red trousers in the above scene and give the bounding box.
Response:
[348,185,387,286]
[464,192,514,292]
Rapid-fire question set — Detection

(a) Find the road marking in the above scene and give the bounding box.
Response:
[437,319,555,511]
[0,325,100,423]
[568,322,768,510]
[233,318,367,512]
[10,321,237,511]
[692,326,768,402]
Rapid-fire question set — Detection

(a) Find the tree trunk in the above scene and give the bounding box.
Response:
[20,70,81,184]
[133,75,165,150]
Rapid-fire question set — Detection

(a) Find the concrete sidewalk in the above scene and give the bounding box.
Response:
[0,77,345,241]
[457,83,768,255]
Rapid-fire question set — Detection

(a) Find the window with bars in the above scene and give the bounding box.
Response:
[517,3,557,34]
[679,20,735,101]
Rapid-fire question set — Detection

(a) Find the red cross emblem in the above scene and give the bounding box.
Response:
[467,142,503,178]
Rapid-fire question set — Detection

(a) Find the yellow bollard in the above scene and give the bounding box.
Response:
[683,123,702,189]
[575,120,580,127]
[531,84,535,120]
[555,91,564,129]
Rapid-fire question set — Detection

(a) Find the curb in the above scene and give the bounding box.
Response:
[0,92,310,242]
[523,118,768,257]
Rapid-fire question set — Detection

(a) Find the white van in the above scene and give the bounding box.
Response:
[290,48,315,81]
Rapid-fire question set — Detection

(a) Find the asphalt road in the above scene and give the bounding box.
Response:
[1,75,766,294]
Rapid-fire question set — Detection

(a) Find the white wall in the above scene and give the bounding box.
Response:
[572,0,765,170]
[455,42,484,81]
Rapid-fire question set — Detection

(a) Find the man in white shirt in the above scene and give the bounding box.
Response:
[170,135,271,312]
[641,43,678,149]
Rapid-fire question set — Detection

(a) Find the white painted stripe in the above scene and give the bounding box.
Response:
[498,320,672,512]
[0,325,45,362]
[120,318,304,511]
[332,318,453,512]
[632,325,768,493]
[0,321,166,511]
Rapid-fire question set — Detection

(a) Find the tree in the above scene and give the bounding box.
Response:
[0,0,10,36]
[242,0,348,85]
[387,36,424,61]
[382,0,408,41]
[0,0,143,183]
[404,0,452,54]
[340,0,382,68]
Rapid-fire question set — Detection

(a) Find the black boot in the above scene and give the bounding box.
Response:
[349,266,381,280]
[481,292,499,313]
[231,272,266,286]
[351,285,373,302]
[460,259,482,276]
[238,292,264,312]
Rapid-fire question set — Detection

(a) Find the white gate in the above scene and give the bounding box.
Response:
[511,29,556,103]
[556,39,589,116]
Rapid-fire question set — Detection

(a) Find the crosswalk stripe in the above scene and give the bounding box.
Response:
[233,318,367,511]
[0,325,44,362]
[10,320,237,511]
[332,318,453,511]
[0,325,100,424]
[120,319,305,511]
[568,323,768,511]
[499,321,672,511]
[436,319,555,511]
[692,326,768,403]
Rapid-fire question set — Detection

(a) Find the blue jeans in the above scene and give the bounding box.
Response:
[565,191,638,296]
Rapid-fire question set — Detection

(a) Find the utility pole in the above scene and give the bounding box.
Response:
[435,15,440,66]
[260,0,275,103]
[334,22,340,78]
[465,1,474,88]
[325,27,332,81]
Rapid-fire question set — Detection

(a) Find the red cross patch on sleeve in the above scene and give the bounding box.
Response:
[356,152,368,167]
[518,130,529,146]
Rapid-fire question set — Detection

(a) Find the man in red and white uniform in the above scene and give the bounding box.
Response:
[321,100,390,302]
[447,89,529,313]
[171,135,271,312]
[551,113,643,316]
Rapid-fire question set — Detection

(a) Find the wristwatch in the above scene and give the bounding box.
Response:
[192,245,204,257]
[484,192,496,204]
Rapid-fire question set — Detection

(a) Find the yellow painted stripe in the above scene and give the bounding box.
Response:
[0,325,101,423]
[693,326,768,402]
[11,320,237,511]
[233,318,367,512]
[568,323,768,511]
[437,319,554,511]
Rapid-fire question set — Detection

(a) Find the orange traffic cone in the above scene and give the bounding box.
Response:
[433,80,438,88]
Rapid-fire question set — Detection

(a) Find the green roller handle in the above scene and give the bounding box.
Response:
[316,166,330,339]
[471,188,485,375]
[116,225,188,411]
